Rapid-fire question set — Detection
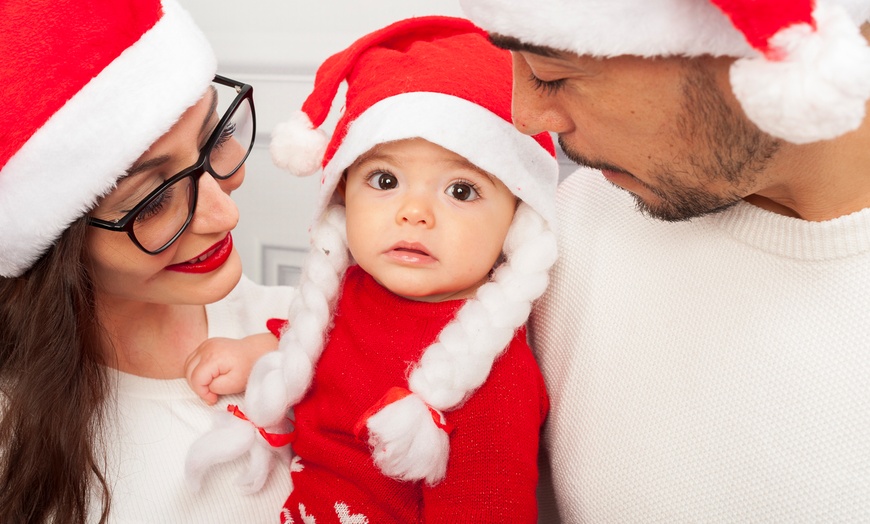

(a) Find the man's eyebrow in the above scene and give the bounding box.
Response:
[488,33,565,58]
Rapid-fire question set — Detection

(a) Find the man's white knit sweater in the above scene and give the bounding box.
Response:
[532,169,870,523]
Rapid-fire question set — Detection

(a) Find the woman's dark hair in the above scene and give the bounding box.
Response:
[0,218,111,523]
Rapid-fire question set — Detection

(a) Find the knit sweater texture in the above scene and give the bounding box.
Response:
[282,265,549,524]
[532,169,870,523]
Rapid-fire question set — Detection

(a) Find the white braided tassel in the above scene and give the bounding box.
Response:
[185,205,348,492]
[365,391,451,486]
[242,206,347,425]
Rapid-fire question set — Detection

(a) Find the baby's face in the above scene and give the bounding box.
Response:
[343,138,516,302]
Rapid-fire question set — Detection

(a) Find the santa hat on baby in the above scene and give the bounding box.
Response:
[270,15,558,224]
[461,0,870,144]
[0,0,216,277]
[186,16,559,491]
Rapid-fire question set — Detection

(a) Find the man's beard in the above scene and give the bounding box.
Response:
[560,62,781,222]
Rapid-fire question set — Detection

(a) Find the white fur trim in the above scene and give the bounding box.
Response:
[730,4,870,143]
[364,393,450,485]
[460,0,870,59]
[461,0,751,58]
[319,92,558,227]
[0,0,215,277]
[270,110,329,177]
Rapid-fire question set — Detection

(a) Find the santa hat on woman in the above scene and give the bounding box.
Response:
[186,15,559,491]
[461,0,870,144]
[0,0,216,277]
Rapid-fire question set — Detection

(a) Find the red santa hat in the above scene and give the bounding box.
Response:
[186,16,559,492]
[461,0,870,144]
[0,0,216,277]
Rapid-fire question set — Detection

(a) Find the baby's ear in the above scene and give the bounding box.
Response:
[336,171,348,199]
[492,252,506,271]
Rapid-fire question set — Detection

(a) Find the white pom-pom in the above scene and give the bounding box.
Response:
[185,410,257,492]
[270,110,329,176]
[364,393,450,486]
[730,4,870,144]
[185,406,290,494]
[233,438,291,494]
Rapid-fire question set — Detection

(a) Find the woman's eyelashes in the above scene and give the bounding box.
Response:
[134,185,176,223]
[213,122,236,150]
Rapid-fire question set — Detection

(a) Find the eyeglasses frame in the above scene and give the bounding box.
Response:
[87,74,255,255]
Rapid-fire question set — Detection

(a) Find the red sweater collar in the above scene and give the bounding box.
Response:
[342,264,465,320]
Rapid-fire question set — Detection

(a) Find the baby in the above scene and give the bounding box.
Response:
[187,16,559,523]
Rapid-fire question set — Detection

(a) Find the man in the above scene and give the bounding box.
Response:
[460,0,870,522]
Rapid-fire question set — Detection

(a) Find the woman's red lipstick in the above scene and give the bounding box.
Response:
[165,233,233,273]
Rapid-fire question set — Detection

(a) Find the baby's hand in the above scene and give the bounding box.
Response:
[185,333,278,405]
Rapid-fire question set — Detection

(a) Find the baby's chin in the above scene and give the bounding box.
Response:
[395,283,484,304]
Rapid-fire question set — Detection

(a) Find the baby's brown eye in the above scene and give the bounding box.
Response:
[447,182,479,202]
[367,172,398,190]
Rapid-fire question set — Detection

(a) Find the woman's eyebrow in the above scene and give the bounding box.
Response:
[105,155,168,207]
[124,155,171,179]
[121,87,217,181]
[198,86,218,137]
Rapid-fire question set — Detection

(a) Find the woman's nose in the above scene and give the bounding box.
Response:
[188,172,240,233]
[216,163,245,196]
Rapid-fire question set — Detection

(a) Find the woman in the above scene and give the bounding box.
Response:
[0,0,292,522]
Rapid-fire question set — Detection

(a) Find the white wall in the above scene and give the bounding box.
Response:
[179,2,464,73]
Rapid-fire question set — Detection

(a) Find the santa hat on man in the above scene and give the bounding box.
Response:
[186,15,559,491]
[461,0,870,144]
[0,0,216,277]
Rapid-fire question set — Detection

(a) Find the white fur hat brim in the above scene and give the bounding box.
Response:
[461,0,870,59]
[317,92,558,228]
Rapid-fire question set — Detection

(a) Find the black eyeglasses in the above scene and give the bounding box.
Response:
[87,74,255,254]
